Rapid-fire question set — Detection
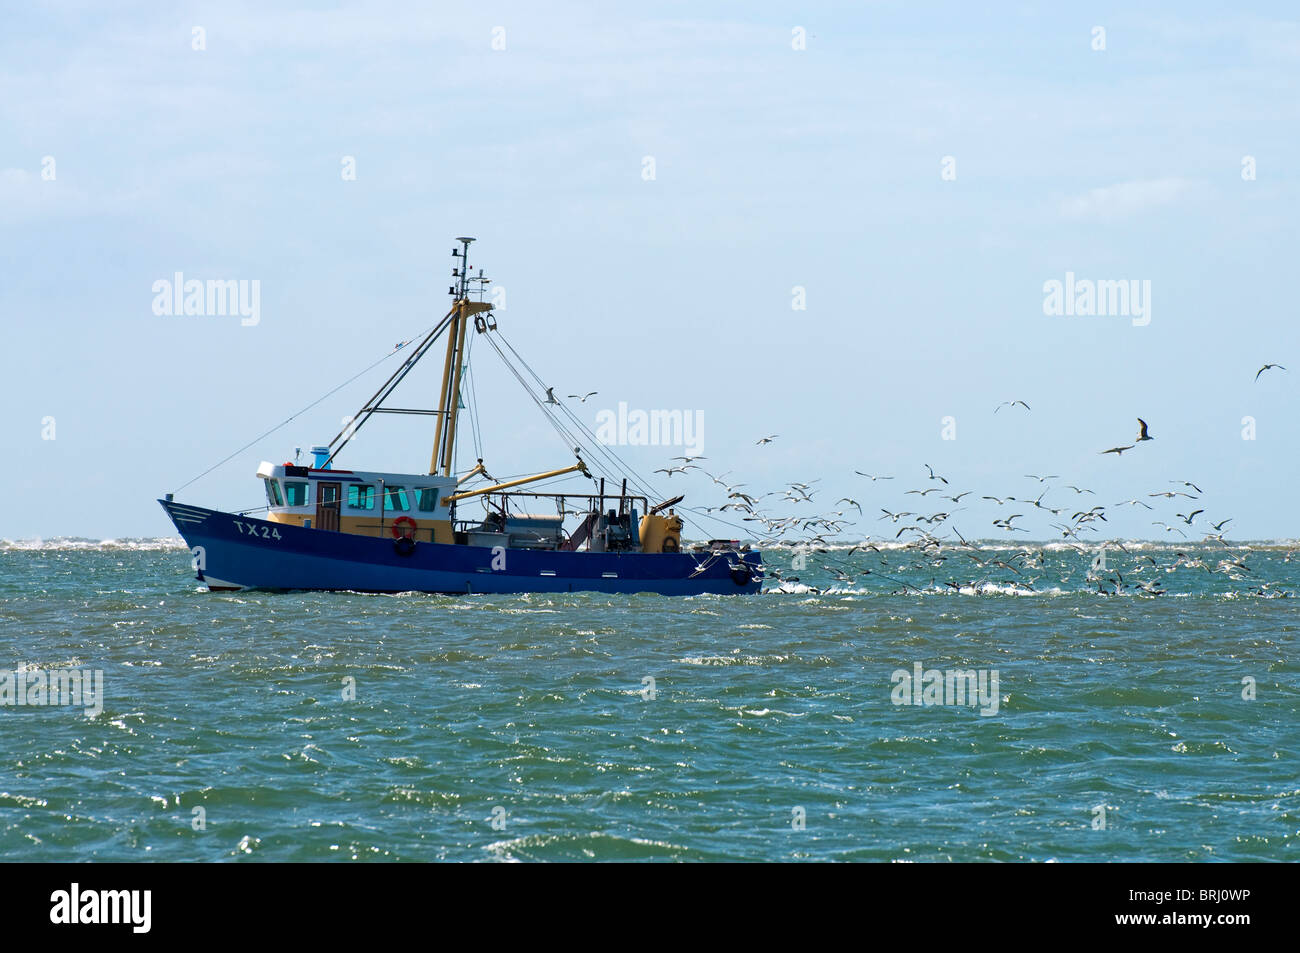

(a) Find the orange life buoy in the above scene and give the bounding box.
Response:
[391,516,418,540]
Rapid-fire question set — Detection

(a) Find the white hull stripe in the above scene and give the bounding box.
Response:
[168,505,211,524]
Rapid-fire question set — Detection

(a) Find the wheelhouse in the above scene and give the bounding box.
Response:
[256,461,458,543]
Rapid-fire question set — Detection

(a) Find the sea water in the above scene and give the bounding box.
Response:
[0,539,1295,861]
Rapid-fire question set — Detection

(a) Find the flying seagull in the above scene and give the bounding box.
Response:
[1101,445,1134,456]
[756,434,778,445]
[543,387,559,405]
[1255,363,1286,382]
[567,391,598,402]
[995,400,1031,413]
[1136,418,1153,442]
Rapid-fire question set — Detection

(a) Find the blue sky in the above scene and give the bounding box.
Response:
[3,1,1298,541]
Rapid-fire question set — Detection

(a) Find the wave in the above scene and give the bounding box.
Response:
[0,537,187,552]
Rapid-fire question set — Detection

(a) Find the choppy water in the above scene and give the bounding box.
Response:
[1,539,1296,861]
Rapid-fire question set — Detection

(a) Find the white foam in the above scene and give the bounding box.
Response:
[0,536,187,552]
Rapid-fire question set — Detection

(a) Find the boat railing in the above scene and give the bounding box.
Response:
[456,489,650,516]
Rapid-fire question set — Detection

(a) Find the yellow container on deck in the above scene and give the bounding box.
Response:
[639,512,683,553]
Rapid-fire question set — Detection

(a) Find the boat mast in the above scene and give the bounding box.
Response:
[430,237,492,476]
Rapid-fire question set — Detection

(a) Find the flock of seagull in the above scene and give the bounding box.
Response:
[648,363,1292,597]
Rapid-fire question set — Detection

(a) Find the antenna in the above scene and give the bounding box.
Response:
[452,237,475,299]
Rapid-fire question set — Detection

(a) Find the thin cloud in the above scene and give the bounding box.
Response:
[1059,178,1201,222]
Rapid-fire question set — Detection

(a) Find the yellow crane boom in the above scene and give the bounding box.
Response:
[444,460,591,504]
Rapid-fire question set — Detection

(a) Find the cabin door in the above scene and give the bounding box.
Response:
[316,482,341,531]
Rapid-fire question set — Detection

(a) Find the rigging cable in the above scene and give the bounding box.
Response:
[171,328,439,494]
[490,330,661,498]
[480,333,593,467]
[489,327,781,541]
[463,332,484,461]
[478,325,793,546]
[489,329,768,541]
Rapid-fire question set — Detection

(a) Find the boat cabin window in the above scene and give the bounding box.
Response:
[263,478,283,507]
[416,487,440,512]
[383,486,410,512]
[284,481,309,506]
[347,484,375,510]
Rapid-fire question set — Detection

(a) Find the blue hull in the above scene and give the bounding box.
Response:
[159,500,763,595]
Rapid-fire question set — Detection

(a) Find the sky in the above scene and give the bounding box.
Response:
[2,0,1298,542]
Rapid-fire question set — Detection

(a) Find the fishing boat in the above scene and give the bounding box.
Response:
[160,238,763,595]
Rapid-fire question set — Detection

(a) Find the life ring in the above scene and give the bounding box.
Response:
[393,535,416,557]
[662,536,679,553]
[391,516,418,540]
